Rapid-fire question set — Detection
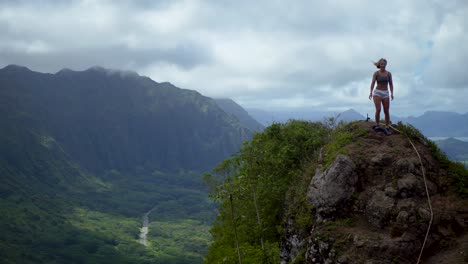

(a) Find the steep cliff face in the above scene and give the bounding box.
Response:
[281,122,468,264]
[0,65,252,173]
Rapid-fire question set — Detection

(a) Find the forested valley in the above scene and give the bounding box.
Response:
[0,65,252,263]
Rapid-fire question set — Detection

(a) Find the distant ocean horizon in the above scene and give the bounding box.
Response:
[429,137,468,142]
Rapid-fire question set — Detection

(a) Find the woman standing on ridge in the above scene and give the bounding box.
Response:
[369,58,394,135]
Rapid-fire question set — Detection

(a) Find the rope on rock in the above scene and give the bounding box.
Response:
[389,125,434,264]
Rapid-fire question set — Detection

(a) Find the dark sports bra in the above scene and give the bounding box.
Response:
[376,71,390,85]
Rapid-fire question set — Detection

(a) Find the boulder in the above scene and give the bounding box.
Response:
[307,154,357,219]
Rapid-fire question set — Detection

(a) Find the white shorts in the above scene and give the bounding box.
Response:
[373,89,389,99]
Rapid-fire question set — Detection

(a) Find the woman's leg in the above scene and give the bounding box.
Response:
[382,98,390,126]
[373,95,382,126]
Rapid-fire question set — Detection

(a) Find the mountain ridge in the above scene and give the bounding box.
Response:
[0,64,252,173]
[0,64,252,263]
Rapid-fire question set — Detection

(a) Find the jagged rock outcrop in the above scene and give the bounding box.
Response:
[280,122,468,264]
[307,155,358,220]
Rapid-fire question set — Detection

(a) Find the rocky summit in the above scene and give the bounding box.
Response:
[281,121,468,264]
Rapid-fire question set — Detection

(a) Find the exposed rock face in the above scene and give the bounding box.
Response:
[280,122,468,264]
[307,155,358,220]
[280,217,307,264]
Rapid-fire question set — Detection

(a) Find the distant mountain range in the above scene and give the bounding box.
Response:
[244,107,468,136]
[434,138,468,165]
[245,108,367,125]
[397,111,468,137]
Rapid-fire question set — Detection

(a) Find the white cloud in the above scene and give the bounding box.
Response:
[1,0,467,115]
[135,0,197,35]
[424,5,468,89]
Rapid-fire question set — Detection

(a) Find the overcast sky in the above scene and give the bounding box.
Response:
[1,0,467,116]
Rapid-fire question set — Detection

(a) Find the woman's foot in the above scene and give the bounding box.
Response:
[383,127,392,135]
[372,124,384,133]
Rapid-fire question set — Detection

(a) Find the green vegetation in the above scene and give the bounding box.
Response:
[68,169,217,263]
[147,219,211,263]
[66,206,214,264]
[0,166,215,263]
[205,120,329,263]
[89,170,215,220]
[323,121,367,168]
[396,122,468,197]
[0,112,215,263]
[69,208,141,244]
[0,193,146,264]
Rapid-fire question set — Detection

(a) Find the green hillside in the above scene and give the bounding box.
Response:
[0,65,252,263]
[205,120,330,263]
[0,113,141,263]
